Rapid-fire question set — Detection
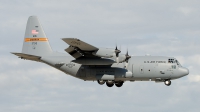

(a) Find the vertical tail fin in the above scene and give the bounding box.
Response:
[22,16,52,56]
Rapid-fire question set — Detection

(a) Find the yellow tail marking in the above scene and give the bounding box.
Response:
[25,38,48,42]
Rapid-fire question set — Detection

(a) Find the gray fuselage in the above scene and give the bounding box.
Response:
[40,52,189,82]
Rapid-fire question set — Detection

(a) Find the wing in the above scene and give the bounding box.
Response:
[62,38,99,59]
[62,38,98,51]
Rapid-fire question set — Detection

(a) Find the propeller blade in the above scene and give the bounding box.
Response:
[115,45,121,57]
[125,49,131,63]
[114,45,121,64]
[125,52,129,69]
[126,50,128,56]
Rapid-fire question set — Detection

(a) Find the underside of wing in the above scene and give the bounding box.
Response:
[62,38,99,59]
[65,46,100,59]
[62,38,119,66]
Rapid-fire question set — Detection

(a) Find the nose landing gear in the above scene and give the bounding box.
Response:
[164,80,171,86]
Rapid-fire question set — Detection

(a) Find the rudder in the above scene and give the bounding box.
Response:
[22,16,52,56]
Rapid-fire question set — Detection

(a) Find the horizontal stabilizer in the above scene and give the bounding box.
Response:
[11,52,41,61]
[62,38,98,51]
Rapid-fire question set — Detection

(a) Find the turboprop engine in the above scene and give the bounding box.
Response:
[92,48,115,58]
[92,46,131,64]
[115,54,126,63]
[93,49,125,62]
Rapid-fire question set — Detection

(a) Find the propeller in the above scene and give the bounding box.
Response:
[125,49,131,68]
[125,50,131,62]
[115,45,121,64]
[115,45,121,56]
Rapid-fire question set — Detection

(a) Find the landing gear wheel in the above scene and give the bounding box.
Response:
[106,82,114,87]
[115,82,124,87]
[97,80,105,85]
[164,80,171,86]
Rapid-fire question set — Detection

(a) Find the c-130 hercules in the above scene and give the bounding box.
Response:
[12,16,189,87]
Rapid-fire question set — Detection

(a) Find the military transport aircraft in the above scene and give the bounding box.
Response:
[12,16,189,87]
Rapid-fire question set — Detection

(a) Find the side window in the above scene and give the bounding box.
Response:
[171,65,176,69]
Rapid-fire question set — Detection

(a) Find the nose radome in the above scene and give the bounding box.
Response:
[186,68,189,75]
[181,67,189,76]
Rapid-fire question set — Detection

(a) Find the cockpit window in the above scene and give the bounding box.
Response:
[168,59,175,63]
[168,58,182,67]
[175,60,182,66]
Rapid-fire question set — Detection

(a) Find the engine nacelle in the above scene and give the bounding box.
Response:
[92,48,130,63]
[117,54,126,63]
[92,48,115,58]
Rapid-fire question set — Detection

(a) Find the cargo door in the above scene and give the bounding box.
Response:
[80,66,86,78]
[86,68,91,78]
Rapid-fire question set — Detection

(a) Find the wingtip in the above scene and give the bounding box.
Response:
[62,38,70,40]
[62,38,79,41]
[10,52,16,54]
[10,52,21,57]
[29,15,38,18]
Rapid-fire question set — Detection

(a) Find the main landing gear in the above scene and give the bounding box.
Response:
[97,80,124,87]
[164,80,171,86]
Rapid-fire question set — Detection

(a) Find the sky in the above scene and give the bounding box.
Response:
[0,0,200,112]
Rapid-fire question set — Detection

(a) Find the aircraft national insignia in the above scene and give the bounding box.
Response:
[71,41,80,46]
[66,62,75,68]
[32,30,39,34]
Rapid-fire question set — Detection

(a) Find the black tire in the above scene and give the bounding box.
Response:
[97,80,105,85]
[164,80,171,86]
[115,81,124,87]
[106,82,114,87]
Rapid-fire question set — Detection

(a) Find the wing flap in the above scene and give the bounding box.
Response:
[63,38,100,59]
[65,46,82,59]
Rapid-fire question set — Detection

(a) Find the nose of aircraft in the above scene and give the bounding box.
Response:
[180,67,189,76]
